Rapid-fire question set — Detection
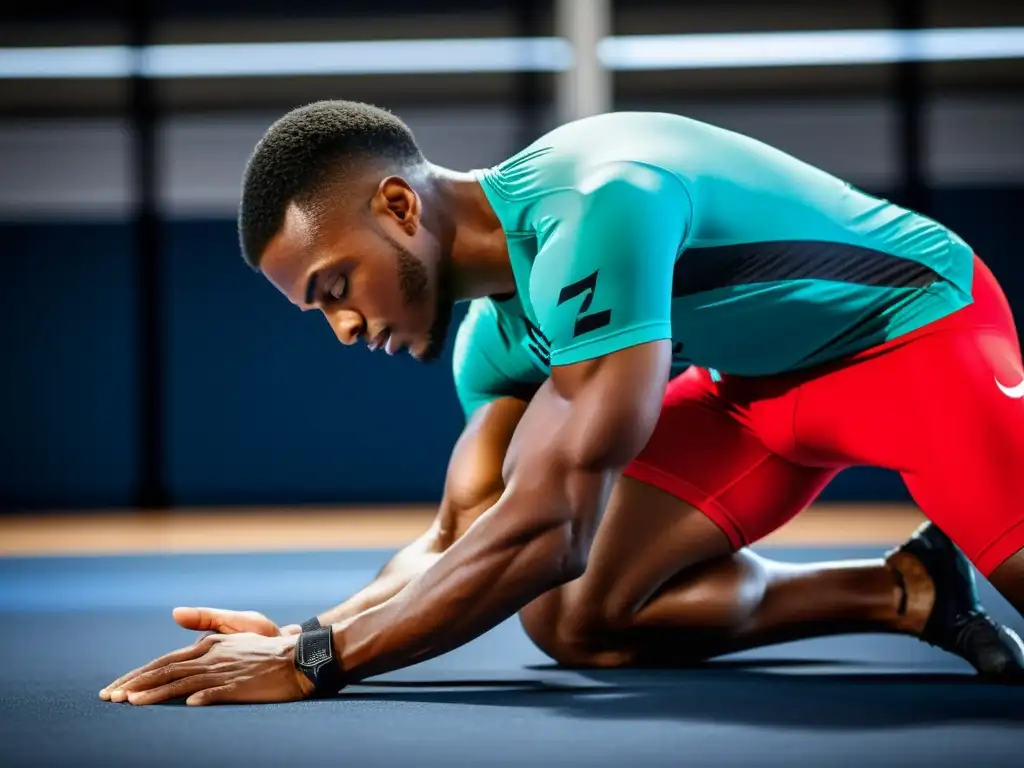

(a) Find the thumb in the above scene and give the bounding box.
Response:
[172,606,280,636]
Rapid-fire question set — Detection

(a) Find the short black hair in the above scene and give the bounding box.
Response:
[238,100,424,269]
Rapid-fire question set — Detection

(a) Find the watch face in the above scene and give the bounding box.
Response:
[297,628,334,670]
[305,647,331,667]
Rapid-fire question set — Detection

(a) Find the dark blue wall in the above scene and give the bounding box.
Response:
[1,223,139,509]
[3,186,1023,511]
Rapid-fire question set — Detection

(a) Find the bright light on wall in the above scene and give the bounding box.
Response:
[600,27,1024,70]
[0,38,571,79]
[0,27,1021,79]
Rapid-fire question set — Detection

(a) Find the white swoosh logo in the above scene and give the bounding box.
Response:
[995,376,1024,399]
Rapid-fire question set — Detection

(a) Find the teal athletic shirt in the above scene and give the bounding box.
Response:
[453,111,976,419]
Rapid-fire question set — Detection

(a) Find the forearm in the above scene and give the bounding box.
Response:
[331,492,581,682]
[311,402,519,629]
[306,530,445,626]
[322,344,667,685]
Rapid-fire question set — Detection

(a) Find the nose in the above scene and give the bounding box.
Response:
[326,309,365,346]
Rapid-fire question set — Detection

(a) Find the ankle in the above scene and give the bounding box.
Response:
[885,551,936,635]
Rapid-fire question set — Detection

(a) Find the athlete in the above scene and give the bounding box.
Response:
[100,102,1024,706]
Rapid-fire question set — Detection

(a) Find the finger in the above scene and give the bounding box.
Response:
[110,659,209,708]
[173,606,220,631]
[173,607,278,636]
[186,683,236,707]
[102,647,205,700]
[279,624,302,636]
[127,673,228,707]
[99,635,220,699]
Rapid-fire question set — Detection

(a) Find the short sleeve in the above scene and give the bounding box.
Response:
[452,299,546,421]
[529,162,690,368]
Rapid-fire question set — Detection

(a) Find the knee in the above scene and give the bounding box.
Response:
[518,590,638,668]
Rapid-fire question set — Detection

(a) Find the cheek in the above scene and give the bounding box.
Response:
[353,262,400,316]
[395,290,432,332]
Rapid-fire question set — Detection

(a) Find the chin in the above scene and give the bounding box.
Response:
[413,298,454,363]
[412,338,445,364]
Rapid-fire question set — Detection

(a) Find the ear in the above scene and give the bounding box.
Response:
[373,176,420,235]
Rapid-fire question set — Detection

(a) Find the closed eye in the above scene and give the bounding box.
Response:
[328,273,348,301]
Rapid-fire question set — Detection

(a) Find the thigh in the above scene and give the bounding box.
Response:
[518,367,837,654]
[791,257,1024,576]
[907,259,1024,576]
[622,366,839,550]
[901,326,1024,576]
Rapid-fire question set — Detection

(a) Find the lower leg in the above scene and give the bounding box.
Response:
[618,548,925,663]
[522,493,935,667]
[520,477,932,669]
[589,548,926,665]
[573,525,1024,677]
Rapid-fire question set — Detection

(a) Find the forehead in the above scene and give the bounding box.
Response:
[259,202,327,306]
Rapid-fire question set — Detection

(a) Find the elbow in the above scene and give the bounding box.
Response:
[509,453,622,584]
[532,469,611,583]
[565,406,661,475]
[528,510,595,585]
[559,516,592,582]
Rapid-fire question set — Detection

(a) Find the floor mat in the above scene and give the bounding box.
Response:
[2,547,1022,766]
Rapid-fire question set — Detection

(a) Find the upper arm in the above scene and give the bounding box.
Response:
[503,341,672,490]
[452,299,544,421]
[502,163,686,479]
[434,396,528,547]
[439,169,687,545]
[530,161,691,369]
[438,301,539,544]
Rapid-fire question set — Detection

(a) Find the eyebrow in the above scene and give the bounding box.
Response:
[304,272,319,306]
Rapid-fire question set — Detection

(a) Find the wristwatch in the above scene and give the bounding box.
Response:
[294,617,346,697]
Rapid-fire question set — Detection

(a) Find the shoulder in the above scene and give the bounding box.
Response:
[452,298,545,419]
[453,299,505,379]
[478,114,695,236]
[523,163,689,367]
[527,161,690,293]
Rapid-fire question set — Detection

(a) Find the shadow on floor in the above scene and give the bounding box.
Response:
[349,658,1023,730]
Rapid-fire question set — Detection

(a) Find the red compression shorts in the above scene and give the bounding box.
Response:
[622,255,1024,577]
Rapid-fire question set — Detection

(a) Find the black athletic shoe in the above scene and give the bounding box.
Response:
[887,521,1024,680]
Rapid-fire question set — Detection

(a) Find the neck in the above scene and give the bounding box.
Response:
[425,164,515,302]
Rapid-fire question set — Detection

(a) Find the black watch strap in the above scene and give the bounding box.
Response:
[295,626,346,698]
[300,616,322,633]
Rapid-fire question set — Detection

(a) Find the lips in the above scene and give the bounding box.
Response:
[384,334,403,356]
[367,328,390,352]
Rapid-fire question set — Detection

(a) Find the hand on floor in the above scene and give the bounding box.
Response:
[98,607,305,703]
[98,632,314,706]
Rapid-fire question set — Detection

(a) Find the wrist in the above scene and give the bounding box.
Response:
[288,636,316,697]
[280,614,321,637]
[293,625,347,698]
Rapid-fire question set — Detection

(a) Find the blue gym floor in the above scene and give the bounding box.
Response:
[2,546,1023,767]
